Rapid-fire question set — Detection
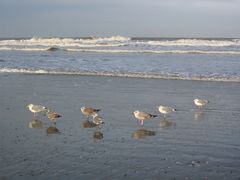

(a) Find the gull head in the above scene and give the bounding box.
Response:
[158,105,164,111]
[158,105,162,109]
[81,107,86,111]
[194,99,199,103]
[26,104,33,108]
[133,110,140,116]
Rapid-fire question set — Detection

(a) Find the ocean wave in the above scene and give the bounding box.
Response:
[0,68,239,82]
[0,37,239,48]
[89,35,131,42]
[66,49,240,55]
[144,39,240,47]
[0,36,130,47]
[1,46,239,55]
[47,47,61,51]
[0,47,48,51]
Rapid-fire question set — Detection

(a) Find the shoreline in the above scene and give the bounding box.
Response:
[1,70,239,83]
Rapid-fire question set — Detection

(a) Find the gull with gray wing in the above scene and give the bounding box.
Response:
[133,110,157,125]
[158,105,176,118]
[80,106,101,119]
[26,104,47,117]
[194,98,209,108]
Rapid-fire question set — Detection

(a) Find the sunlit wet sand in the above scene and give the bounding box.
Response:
[0,74,240,179]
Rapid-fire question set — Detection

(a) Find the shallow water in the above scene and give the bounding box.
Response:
[1,37,240,81]
[0,74,240,179]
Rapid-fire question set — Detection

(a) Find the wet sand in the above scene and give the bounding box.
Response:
[0,74,240,179]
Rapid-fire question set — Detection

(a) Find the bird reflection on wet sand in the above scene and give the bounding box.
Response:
[132,128,156,139]
[47,126,60,135]
[81,119,104,142]
[194,111,205,120]
[28,119,43,128]
[159,119,176,128]
[93,130,104,142]
[81,120,97,128]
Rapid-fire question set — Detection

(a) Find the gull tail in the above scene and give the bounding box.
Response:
[151,114,158,118]
[96,109,101,112]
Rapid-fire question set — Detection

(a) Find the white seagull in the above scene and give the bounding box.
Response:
[133,110,157,125]
[158,105,176,118]
[194,99,209,108]
[92,114,104,125]
[26,104,47,116]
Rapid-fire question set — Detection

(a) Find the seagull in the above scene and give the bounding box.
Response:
[158,105,176,118]
[92,114,104,125]
[194,99,209,108]
[80,106,101,119]
[26,104,47,117]
[132,110,157,125]
[46,110,62,124]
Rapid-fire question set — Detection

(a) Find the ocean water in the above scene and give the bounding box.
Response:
[0,36,240,81]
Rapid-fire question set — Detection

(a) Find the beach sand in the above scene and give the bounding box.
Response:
[0,74,240,179]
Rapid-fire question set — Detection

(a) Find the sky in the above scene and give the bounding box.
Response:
[0,0,240,38]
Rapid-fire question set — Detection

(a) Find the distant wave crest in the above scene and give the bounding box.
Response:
[1,67,239,82]
[1,36,240,55]
[0,36,130,46]
[0,36,239,47]
[145,38,240,47]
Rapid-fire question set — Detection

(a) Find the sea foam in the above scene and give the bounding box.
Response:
[1,67,239,82]
[1,36,240,55]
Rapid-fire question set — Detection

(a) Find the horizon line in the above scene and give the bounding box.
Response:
[0,36,239,40]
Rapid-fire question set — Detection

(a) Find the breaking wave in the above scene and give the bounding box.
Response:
[66,49,240,55]
[0,36,240,54]
[0,46,240,55]
[144,38,240,47]
[0,36,239,46]
[0,67,239,82]
[0,36,130,47]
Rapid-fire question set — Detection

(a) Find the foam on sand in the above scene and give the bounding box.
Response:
[1,67,239,82]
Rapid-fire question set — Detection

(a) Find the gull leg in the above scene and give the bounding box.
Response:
[141,120,144,125]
